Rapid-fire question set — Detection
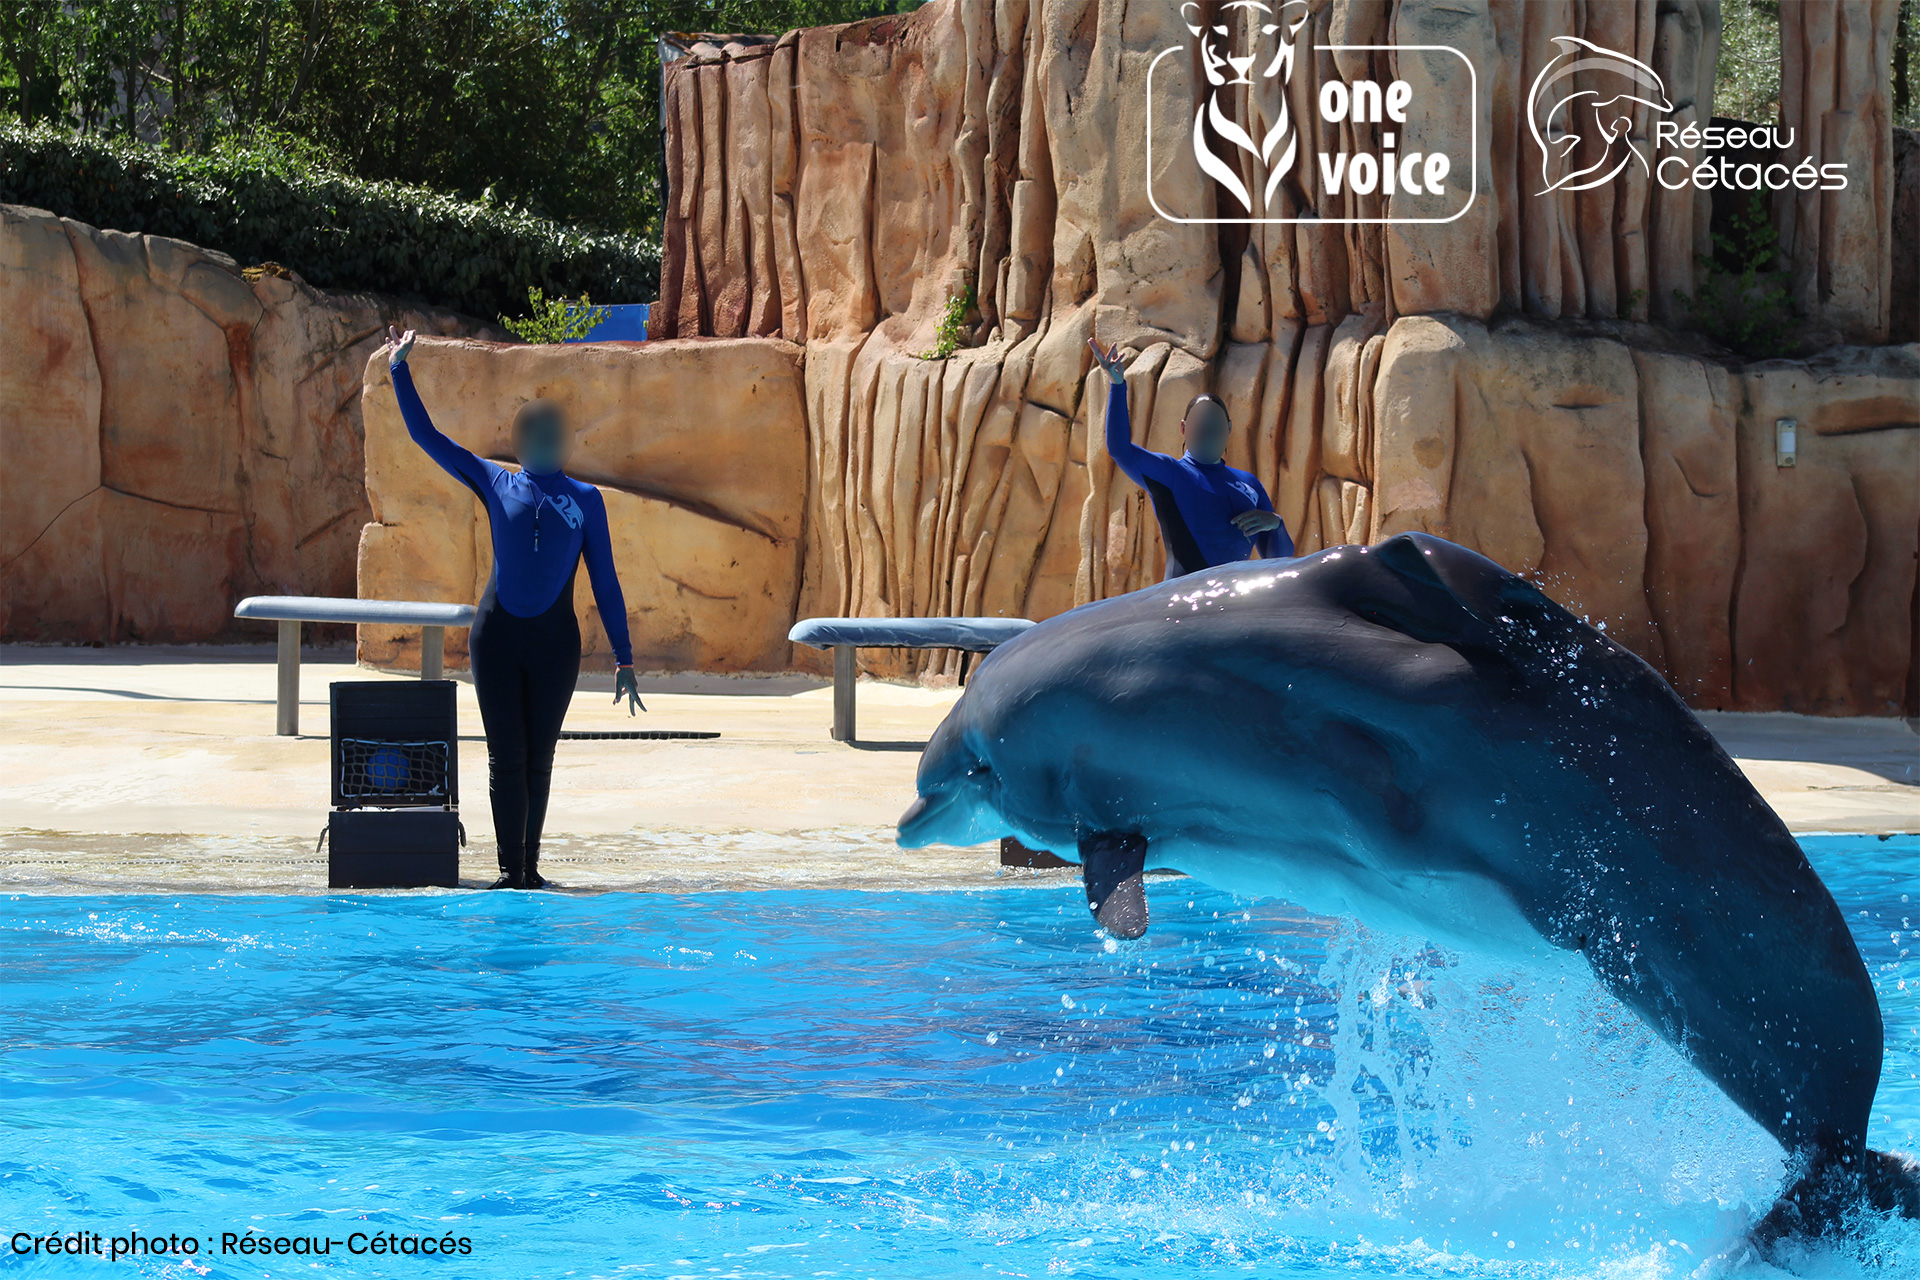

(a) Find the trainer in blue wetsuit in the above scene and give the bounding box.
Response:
[385,326,644,891]
[1089,338,1292,579]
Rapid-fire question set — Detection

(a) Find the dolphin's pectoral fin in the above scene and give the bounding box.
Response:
[1080,831,1149,939]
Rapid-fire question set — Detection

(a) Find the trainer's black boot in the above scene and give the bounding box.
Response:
[489,851,526,890]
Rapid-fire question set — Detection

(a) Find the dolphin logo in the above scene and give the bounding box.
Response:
[1183,0,1309,215]
[1525,36,1673,195]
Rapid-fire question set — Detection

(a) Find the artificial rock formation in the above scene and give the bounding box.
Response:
[357,337,808,674]
[637,0,1918,714]
[0,202,494,643]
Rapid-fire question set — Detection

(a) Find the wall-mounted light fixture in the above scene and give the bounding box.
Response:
[1775,418,1797,468]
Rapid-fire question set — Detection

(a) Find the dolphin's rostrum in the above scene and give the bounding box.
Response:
[898,532,1918,1243]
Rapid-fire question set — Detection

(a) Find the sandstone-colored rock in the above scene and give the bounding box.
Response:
[0,204,103,636]
[1729,346,1920,714]
[1385,0,1500,318]
[356,336,808,674]
[1370,315,1916,712]
[1635,348,1738,707]
[1775,0,1901,342]
[0,203,493,644]
[639,0,1906,711]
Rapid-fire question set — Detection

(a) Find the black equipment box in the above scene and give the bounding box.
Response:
[327,808,461,889]
[331,680,459,809]
[326,681,462,888]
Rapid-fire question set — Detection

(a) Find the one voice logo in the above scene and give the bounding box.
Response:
[1526,35,1847,194]
[1147,0,1477,225]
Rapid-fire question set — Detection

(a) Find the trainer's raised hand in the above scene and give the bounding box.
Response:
[1088,337,1130,385]
[386,324,416,366]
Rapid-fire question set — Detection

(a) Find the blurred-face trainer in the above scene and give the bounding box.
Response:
[511,399,574,475]
[384,326,644,891]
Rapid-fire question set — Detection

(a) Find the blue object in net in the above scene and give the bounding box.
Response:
[367,746,410,792]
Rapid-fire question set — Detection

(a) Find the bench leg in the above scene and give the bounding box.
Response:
[275,618,301,737]
[420,626,445,681]
[832,644,857,742]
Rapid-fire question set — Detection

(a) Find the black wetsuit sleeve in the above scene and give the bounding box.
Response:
[392,360,495,495]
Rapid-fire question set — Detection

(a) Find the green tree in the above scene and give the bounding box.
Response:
[0,1,926,238]
[1716,0,1919,130]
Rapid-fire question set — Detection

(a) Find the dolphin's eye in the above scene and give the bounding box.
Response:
[967,762,993,779]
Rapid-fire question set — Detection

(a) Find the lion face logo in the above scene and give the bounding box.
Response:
[1526,36,1674,195]
[1183,0,1310,215]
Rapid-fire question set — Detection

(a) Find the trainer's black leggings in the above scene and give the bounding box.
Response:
[469,574,580,876]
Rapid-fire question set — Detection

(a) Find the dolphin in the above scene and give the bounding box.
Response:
[897,532,1918,1242]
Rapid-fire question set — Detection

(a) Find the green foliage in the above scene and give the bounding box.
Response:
[918,286,977,360]
[0,118,660,317]
[501,286,609,344]
[1899,0,1919,130]
[1673,193,1793,357]
[1715,1,1783,127]
[1717,0,1920,130]
[0,1,930,240]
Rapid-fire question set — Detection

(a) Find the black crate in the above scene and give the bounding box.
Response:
[330,681,458,809]
[328,809,461,889]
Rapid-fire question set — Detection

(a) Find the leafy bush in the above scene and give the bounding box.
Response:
[500,287,609,343]
[1673,193,1793,356]
[0,119,659,318]
[918,286,977,360]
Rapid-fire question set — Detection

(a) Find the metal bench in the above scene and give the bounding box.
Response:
[234,596,478,736]
[787,616,1036,742]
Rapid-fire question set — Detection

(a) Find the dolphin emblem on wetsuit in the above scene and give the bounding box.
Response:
[898,532,1920,1244]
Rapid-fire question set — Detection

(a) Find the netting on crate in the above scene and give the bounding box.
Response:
[337,737,452,806]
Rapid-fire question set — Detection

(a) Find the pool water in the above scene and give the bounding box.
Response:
[2,835,1915,1278]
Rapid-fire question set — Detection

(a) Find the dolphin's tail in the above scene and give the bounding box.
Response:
[1754,1147,1920,1246]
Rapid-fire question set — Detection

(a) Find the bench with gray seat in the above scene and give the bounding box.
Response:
[234,596,477,736]
[787,616,1036,742]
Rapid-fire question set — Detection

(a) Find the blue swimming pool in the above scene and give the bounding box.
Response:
[1,834,1915,1278]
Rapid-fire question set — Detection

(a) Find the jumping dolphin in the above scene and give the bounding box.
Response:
[897,533,1918,1241]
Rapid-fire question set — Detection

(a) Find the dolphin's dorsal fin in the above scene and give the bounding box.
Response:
[1347,534,1491,647]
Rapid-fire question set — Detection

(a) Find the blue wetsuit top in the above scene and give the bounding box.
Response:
[1104,380,1292,579]
[391,359,633,666]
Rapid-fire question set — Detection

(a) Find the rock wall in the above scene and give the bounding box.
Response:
[1775,1,1904,342]
[644,0,1919,715]
[356,337,809,674]
[0,203,496,644]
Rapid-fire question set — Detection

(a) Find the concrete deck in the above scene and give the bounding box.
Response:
[2,644,1914,894]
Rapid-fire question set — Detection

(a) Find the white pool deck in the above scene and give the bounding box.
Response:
[1,643,1914,894]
